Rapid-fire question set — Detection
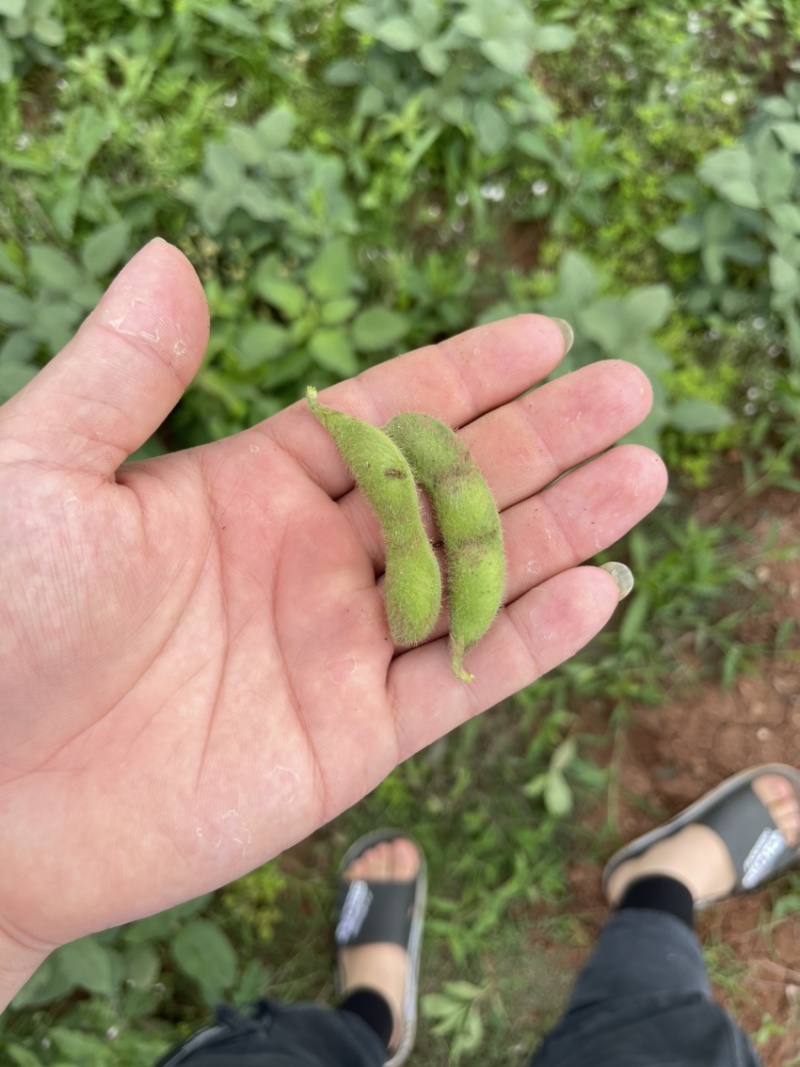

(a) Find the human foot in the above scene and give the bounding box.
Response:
[336,836,422,1055]
[606,771,800,908]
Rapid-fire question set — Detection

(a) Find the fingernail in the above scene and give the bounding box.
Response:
[601,562,634,601]
[551,318,574,355]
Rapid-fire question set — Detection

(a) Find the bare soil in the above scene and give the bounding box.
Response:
[532,486,800,1066]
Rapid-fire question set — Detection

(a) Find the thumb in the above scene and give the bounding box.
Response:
[0,239,209,477]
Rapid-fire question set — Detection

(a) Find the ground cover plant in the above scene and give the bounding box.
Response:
[1,0,800,1064]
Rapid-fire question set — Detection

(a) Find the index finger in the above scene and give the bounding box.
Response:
[261,314,570,497]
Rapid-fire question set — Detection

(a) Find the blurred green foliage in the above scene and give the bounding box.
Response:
[2,1,800,1064]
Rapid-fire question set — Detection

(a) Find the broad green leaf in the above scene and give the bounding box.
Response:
[57,936,116,995]
[0,34,13,83]
[533,24,576,53]
[770,253,799,293]
[557,251,598,306]
[237,321,291,368]
[321,297,358,326]
[81,221,130,277]
[550,737,577,773]
[762,96,796,120]
[480,38,530,76]
[419,42,448,76]
[50,1027,107,1059]
[205,141,242,191]
[375,17,422,51]
[0,284,32,326]
[698,147,760,209]
[255,273,307,319]
[28,245,84,292]
[343,5,377,33]
[0,0,25,16]
[622,285,673,334]
[308,327,358,376]
[669,398,733,433]
[124,943,161,992]
[32,15,65,46]
[772,122,800,153]
[473,99,508,156]
[516,130,557,165]
[306,239,353,301]
[0,328,37,364]
[768,202,800,234]
[4,1045,43,1067]
[172,919,238,994]
[324,59,362,86]
[658,221,702,253]
[544,769,572,816]
[256,106,295,152]
[203,6,260,36]
[352,307,409,351]
[10,955,75,1010]
[237,182,286,222]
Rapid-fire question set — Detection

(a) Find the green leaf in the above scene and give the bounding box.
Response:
[172,919,238,996]
[375,17,422,51]
[419,42,448,76]
[321,297,358,326]
[558,251,598,306]
[622,285,673,334]
[770,253,799,293]
[256,106,295,152]
[324,59,362,86]
[32,16,65,46]
[4,1045,43,1067]
[81,221,130,277]
[473,100,508,156]
[237,321,291,368]
[0,329,37,364]
[343,5,377,33]
[0,0,24,16]
[550,737,577,773]
[533,24,577,53]
[306,239,353,301]
[255,274,307,319]
[352,307,409,351]
[669,398,733,433]
[10,956,74,1010]
[203,5,260,36]
[658,221,702,253]
[28,245,84,292]
[124,943,161,992]
[544,769,572,816]
[480,38,530,76]
[0,36,12,84]
[772,122,800,153]
[50,1027,107,1059]
[0,284,32,326]
[237,182,287,222]
[698,147,760,209]
[308,327,358,376]
[768,202,800,233]
[57,936,116,995]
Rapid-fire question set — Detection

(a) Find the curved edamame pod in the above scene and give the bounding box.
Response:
[385,413,504,682]
[307,387,442,646]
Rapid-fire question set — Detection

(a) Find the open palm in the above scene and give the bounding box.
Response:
[0,241,666,994]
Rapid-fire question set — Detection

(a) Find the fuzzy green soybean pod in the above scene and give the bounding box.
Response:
[385,413,504,682]
[306,387,442,646]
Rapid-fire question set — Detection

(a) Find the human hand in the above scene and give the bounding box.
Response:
[0,240,666,1002]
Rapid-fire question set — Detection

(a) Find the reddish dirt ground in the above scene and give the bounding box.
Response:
[542,486,800,1065]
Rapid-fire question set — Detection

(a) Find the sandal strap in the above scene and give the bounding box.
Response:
[697,783,792,890]
[334,878,417,949]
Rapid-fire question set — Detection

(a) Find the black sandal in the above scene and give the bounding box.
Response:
[334,829,427,1067]
[603,764,800,910]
